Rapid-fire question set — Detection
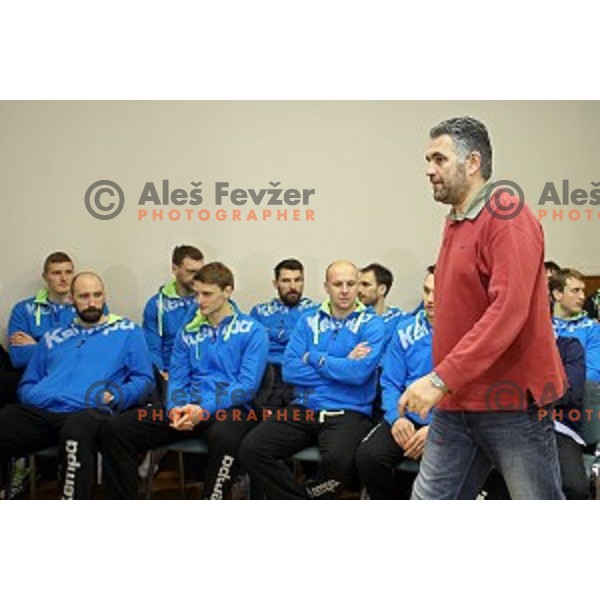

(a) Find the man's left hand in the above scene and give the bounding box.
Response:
[403,426,429,460]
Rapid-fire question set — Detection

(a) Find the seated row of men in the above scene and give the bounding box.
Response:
[0,247,598,499]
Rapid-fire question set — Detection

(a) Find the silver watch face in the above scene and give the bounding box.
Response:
[430,373,444,389]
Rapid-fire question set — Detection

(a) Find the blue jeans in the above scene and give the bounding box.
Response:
[412,405,564,499]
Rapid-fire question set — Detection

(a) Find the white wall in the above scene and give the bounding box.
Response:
[1,101,598,340]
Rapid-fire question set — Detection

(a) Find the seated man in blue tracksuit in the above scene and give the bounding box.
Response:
[240,260,385,499]
[550,268,600,382]
[250,258,316,408]
[357,262,405,348]
[101,262,269,500]
[0,272,154,499]
[356,267,435,499]
[7,252,76,373]
[142,244,204,391]
[357,262,410,421]
[548,335,589,499]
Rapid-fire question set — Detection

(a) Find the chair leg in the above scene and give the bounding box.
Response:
[177,451,185,499]
[96,453,103,486]
[2,458,14,500]
[145,452,156,500]
[29,455,37,500]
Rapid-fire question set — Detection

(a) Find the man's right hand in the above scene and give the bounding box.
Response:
[169,404,203,430]
[347,342,371,360]
[9,331,36,346]
[391,417,416,449]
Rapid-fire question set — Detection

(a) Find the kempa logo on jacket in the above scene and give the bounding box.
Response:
[181,318,255,346]
[397,311,431,350]
[44,318,135,350]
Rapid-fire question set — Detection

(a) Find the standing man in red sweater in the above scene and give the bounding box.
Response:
[400,116,566,499]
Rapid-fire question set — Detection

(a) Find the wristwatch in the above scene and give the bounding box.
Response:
[429,371,448,392]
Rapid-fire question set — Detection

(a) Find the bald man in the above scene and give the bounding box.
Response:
[0,273,154,499]
[240,260,385,499]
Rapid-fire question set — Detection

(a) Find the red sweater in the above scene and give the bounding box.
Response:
[434,186,566,411]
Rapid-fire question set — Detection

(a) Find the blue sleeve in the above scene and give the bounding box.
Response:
[8,302,37,369]
[585,324,600,382]
[166,330,193,412]
[306,317,385,386]
[282,317,323,387]
[18,338,49,402]
[142,296,165,372]
[557,337,586,406]
[217,323,269,409]
[380,331,408,426]
[117,328,156,410]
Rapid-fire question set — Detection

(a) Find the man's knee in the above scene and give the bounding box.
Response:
[60,414,99,446]
[321,447,356,485]
[209,421,254,456]
[238,428,260,468]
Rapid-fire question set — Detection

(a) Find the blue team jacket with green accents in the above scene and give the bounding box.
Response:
[553,313,600,382]
[380,309,433,427]
[19,315,154,413]
[250,297,317,365]
[8,288,109,370]
[282,300,385,415]
[166,301,269,415]
[142,280,198,372]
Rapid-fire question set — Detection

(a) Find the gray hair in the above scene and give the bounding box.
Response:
[430,116,493,180]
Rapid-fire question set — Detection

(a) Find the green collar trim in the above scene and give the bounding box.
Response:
[557,311,588,322]
[318,299,366,317]
[74,313,122,328]
[449,181,494,222]
[160,280,181,299]
[34,288,50,305]
[185,302,236,333]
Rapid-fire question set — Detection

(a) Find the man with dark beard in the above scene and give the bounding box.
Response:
[250,259,316,408]
[0,272,154,499]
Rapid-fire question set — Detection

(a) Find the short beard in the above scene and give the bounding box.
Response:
[280,291,301,307]
[434,162,469,206]
[78,307,104,324]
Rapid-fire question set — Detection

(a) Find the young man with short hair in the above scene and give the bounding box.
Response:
[101,262,269,500]
[358,263,405,346]
[357,266,435,499]
[551,268,600,381]
[3,252,78,496]
[8,252,76,370]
